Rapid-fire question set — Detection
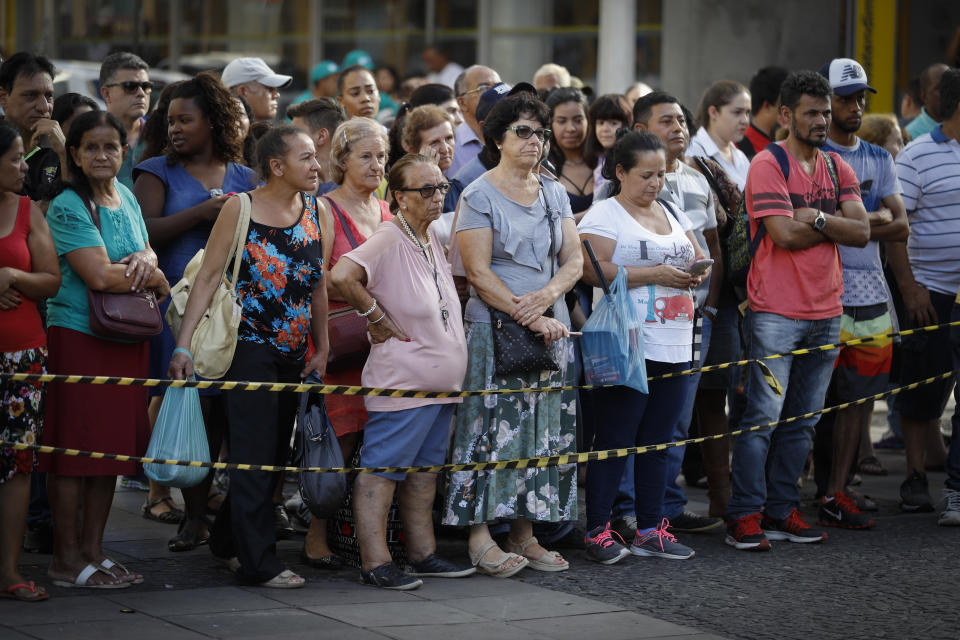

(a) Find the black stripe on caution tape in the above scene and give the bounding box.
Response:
[5,369,955,474]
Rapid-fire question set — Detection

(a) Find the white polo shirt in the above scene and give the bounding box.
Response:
[686,127,751,191]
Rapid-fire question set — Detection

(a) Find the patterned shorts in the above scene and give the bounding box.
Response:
[833,303,892,403]
[1,347,47,482]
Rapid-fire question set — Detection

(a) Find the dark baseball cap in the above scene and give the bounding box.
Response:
[475,81,537,122]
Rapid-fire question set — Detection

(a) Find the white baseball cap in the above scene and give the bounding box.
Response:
[221,57,293,89]
[819,58,877,97]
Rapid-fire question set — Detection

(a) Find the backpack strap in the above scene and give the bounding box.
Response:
[820,151,841,207]
[765,142,791,181]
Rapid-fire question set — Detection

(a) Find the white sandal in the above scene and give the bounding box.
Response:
[51,563,131,589]
[468,540,528,578]
[260,569,305,589]
[504,535,569,572]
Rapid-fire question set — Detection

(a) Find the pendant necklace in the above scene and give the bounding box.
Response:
[396,211,449,332]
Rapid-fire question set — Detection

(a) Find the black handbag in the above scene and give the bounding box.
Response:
[490,182,562,376]
[294,374,347,519]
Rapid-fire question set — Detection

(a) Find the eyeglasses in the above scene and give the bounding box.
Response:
[506,125,551,141]
[104,81,153,95]
[396,183,452,198]
[457,83,492,98]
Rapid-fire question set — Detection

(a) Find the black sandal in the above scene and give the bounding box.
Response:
[300,548,345,570]
[141,497,184,525]
[168,517,211,552]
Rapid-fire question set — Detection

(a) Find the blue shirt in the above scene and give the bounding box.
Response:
[824,137,901,307]
[905,107,939,140]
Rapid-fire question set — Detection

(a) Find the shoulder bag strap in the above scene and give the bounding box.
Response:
[226,192,251,294]
[538,181,557,278]
[322,194,360,249]
[819,151,841,208]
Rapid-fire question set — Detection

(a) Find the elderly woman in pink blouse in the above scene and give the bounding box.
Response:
[330,153,472,591]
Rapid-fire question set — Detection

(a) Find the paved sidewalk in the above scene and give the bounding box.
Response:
[1,487,726,640]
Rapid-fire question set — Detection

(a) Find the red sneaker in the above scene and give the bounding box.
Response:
[724,513,771,551]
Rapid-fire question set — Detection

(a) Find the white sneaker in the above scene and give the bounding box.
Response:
[938,488,960,526]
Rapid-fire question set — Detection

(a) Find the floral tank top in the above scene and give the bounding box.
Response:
[236,193,323,359]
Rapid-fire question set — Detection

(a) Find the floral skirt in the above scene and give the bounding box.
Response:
[1,347,47,483]
[442,321,578,526]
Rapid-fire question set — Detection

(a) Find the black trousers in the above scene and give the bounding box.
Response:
[209,340,300,583]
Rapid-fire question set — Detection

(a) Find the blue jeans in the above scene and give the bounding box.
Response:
[726,311,841,521]
[662,315,713,519]
[946,302,960,491]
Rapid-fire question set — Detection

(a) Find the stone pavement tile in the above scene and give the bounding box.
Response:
[511,611,704,639]
[173,607,388,639]
[371,621,542,640]
[646,635,728,640]
[305,599,486,627]
[244,580,416,606]
[103,585,287,616]
[0,626,41,639]
[0,593,132,626]
[103,538,182,560]
[409,575,547,600]
[16,613,208,640]
[441,590,622,621]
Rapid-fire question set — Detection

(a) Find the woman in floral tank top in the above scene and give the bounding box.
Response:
[169,125,332,589]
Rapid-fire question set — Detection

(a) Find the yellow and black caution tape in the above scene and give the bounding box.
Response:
[2,320,956,398]
[5,369,956,475]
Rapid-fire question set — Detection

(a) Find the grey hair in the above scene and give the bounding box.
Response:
[329,117,390,184]
[99,51,149,86]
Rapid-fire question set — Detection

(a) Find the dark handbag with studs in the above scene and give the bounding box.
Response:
[489,182,561,376]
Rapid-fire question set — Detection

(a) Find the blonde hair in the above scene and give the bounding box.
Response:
[401,104,454,153]
[859,113,910,148]
[533,63,571,88]
[329,117,390,184]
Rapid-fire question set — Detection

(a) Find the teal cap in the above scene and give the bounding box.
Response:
[311,60,339,83]
[343,49,374,70]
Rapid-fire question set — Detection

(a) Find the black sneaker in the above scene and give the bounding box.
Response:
[667,511,723,533]
[361,562,423,590]
[762,509,827,543]
[817,492,875,529]
[899,471,934,512]
[407,554,476,578]
[584,523,631,565]
[724,513,770,551]
[274,504,295,540]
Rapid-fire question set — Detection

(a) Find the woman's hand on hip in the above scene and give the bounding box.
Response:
[529,315,569,345]
[368,313,410,345]
[511,289,554,326]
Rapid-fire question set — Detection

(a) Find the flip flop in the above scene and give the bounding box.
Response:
[99,557,144,584]
[51,563,131,589]
[141,496,184,524]
[1,581,50,602]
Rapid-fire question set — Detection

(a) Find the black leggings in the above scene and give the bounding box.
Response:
[585,360,689,531]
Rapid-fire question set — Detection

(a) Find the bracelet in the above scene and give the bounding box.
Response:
[369,310,387,324]
[703,305,718,317]
[357,298,378,317]
[172,347,193,361]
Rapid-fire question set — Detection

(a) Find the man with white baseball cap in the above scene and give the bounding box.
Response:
[221,57,293,122]
[812,58,907,529]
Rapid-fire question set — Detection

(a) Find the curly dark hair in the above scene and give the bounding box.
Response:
[140,80,184,162]
[481,94,551,165]
[779,70,832,112]
[164,71,244,166]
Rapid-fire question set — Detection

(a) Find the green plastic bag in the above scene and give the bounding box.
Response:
[144,381,210,488]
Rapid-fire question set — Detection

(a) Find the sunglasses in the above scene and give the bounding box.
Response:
[506,125,551,141]
[396,183,452,198]
[457,82,492,98]
[105,81,154,95]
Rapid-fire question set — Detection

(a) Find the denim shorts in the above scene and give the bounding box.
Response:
[360,403,456,480]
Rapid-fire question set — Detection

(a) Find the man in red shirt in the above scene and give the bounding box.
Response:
[737,66,789,160]
[725,70,870,551]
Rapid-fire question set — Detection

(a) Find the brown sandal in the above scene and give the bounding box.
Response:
[141,496,184,524]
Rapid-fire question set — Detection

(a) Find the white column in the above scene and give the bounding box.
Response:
[597,0,635,96]
[168,0,182,72]
[309,0,323,68]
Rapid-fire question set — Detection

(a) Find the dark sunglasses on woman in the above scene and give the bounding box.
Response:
[506,125,552,141]
[395,183,452,198]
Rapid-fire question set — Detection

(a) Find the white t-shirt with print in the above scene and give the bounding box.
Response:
[578,197,695,363]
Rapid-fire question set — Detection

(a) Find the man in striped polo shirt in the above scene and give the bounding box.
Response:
[890,67,960,521]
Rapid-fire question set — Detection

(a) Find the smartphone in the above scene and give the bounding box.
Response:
[686,258,714,276]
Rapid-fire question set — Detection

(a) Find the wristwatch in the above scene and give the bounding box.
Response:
[813,211,827,232]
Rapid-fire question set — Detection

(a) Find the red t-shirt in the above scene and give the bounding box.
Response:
[745,143,862,320]
[0,196,46,352]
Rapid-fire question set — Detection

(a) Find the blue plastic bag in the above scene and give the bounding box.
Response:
[144,381,210,488]
[581,266,648,394]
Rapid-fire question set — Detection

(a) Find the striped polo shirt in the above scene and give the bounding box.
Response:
[895,125,960,296]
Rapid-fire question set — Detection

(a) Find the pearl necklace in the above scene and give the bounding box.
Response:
[396,210,432,251]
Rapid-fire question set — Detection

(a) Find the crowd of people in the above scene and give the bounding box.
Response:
[0,43,958,601]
